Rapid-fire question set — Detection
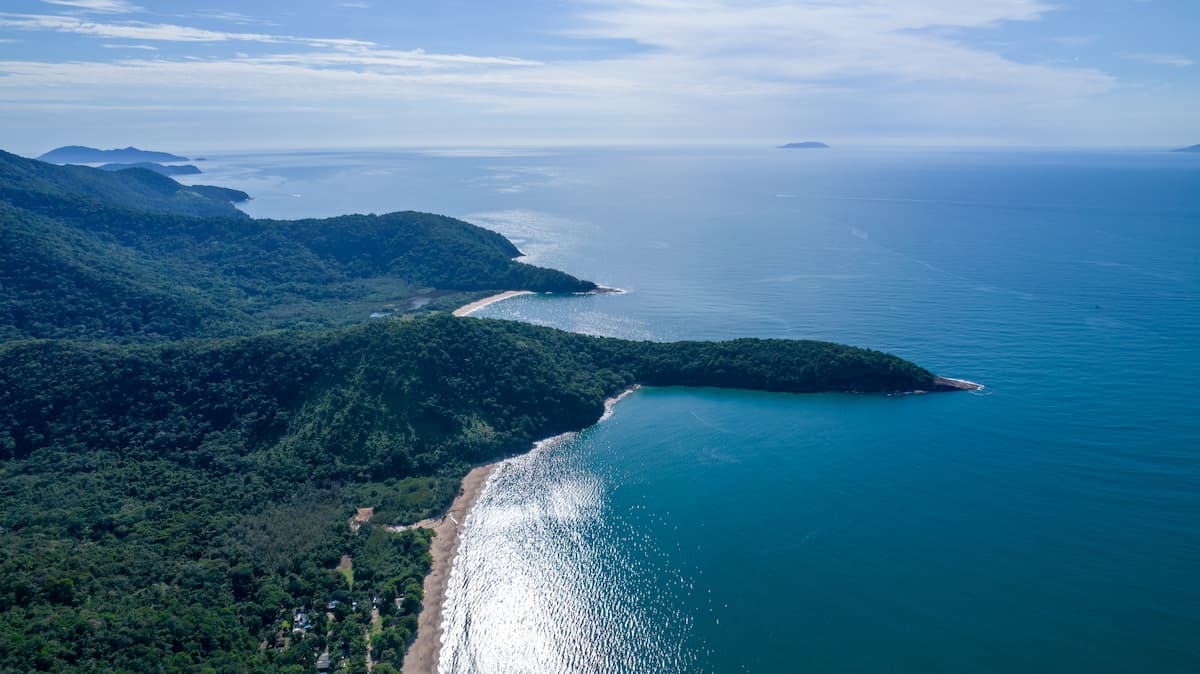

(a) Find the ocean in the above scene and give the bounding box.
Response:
[202,146,1200,673]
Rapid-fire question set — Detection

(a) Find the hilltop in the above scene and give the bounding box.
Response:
[38,145,189,164]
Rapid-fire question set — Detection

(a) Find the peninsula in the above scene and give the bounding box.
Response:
[0,149,971,673]
[38,145,190,164]
[99,161,203,176]
[779,141,830,149]
[1172,144,1200,153]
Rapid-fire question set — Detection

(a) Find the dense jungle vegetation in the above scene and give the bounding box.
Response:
[0,153,938,672]
[0,150,595,342]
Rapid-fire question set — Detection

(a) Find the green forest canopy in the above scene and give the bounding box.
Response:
[0,151,948,672]
[0,149,595,342]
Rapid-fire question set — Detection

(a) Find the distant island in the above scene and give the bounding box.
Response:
[99,162,202,176]
[778,141,830,149]
[1172,144,1200,153]
[38,145,189,164]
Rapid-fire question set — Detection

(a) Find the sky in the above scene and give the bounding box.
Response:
[0,0,1197,153]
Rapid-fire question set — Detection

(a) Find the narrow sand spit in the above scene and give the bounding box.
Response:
[933,375,985,391]
[400,464,497,674]
[451,291,534,317]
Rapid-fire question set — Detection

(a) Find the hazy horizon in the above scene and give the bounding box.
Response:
[10,140,1200,159]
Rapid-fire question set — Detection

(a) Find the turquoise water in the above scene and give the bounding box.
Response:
[213,147,1200,672]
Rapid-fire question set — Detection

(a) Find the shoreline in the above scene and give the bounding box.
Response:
[394,376,984,670]
[451,286,625,318]
[399,385,640,674]
[933,375,985,391]
[400,463,498,674]
[451,291,534,317]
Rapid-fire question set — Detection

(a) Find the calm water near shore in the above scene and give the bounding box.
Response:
[209,147,1200,673]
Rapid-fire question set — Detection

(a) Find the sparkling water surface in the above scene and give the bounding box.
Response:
[203,147,1200,673]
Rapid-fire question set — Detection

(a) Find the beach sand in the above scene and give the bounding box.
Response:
[399,386,639,674]
[400,463,497,674]
[451,291,534,317]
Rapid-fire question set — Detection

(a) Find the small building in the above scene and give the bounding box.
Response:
[316,652,331,671]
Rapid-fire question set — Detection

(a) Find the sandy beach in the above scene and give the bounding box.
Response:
[399,386,639,673]
[400,463,497,674]
[451,291,534,317]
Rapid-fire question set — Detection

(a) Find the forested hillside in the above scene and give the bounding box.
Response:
[0,149,946,672]
[0,315,935,672]
[0,152,595,341]
[0,150,245,218]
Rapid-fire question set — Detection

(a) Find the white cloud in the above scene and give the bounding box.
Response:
[0,0,1146,145]
[1125,53,1193,67]
[0,57,545,102]
[101,43,156,50]
[41,0,141,13]
[0,2,1118,103]
[245,48,542,69]
[0,13,375,48]
[562,0,1110,95]
[185,10,276,26]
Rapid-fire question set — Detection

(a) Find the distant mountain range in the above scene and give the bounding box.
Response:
[778,141,829,149]
[1172,144,1200,153]
[99,162,202,176]
[38,145,189,164]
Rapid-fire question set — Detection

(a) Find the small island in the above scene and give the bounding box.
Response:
[778,141,830,149]
[1171,144,1200,153]
[38,145,189,164]
[99,162,203,176]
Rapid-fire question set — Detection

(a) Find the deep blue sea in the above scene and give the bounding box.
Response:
[200,147,1199,673]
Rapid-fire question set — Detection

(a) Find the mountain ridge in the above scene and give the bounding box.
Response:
[38,145,190,164]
